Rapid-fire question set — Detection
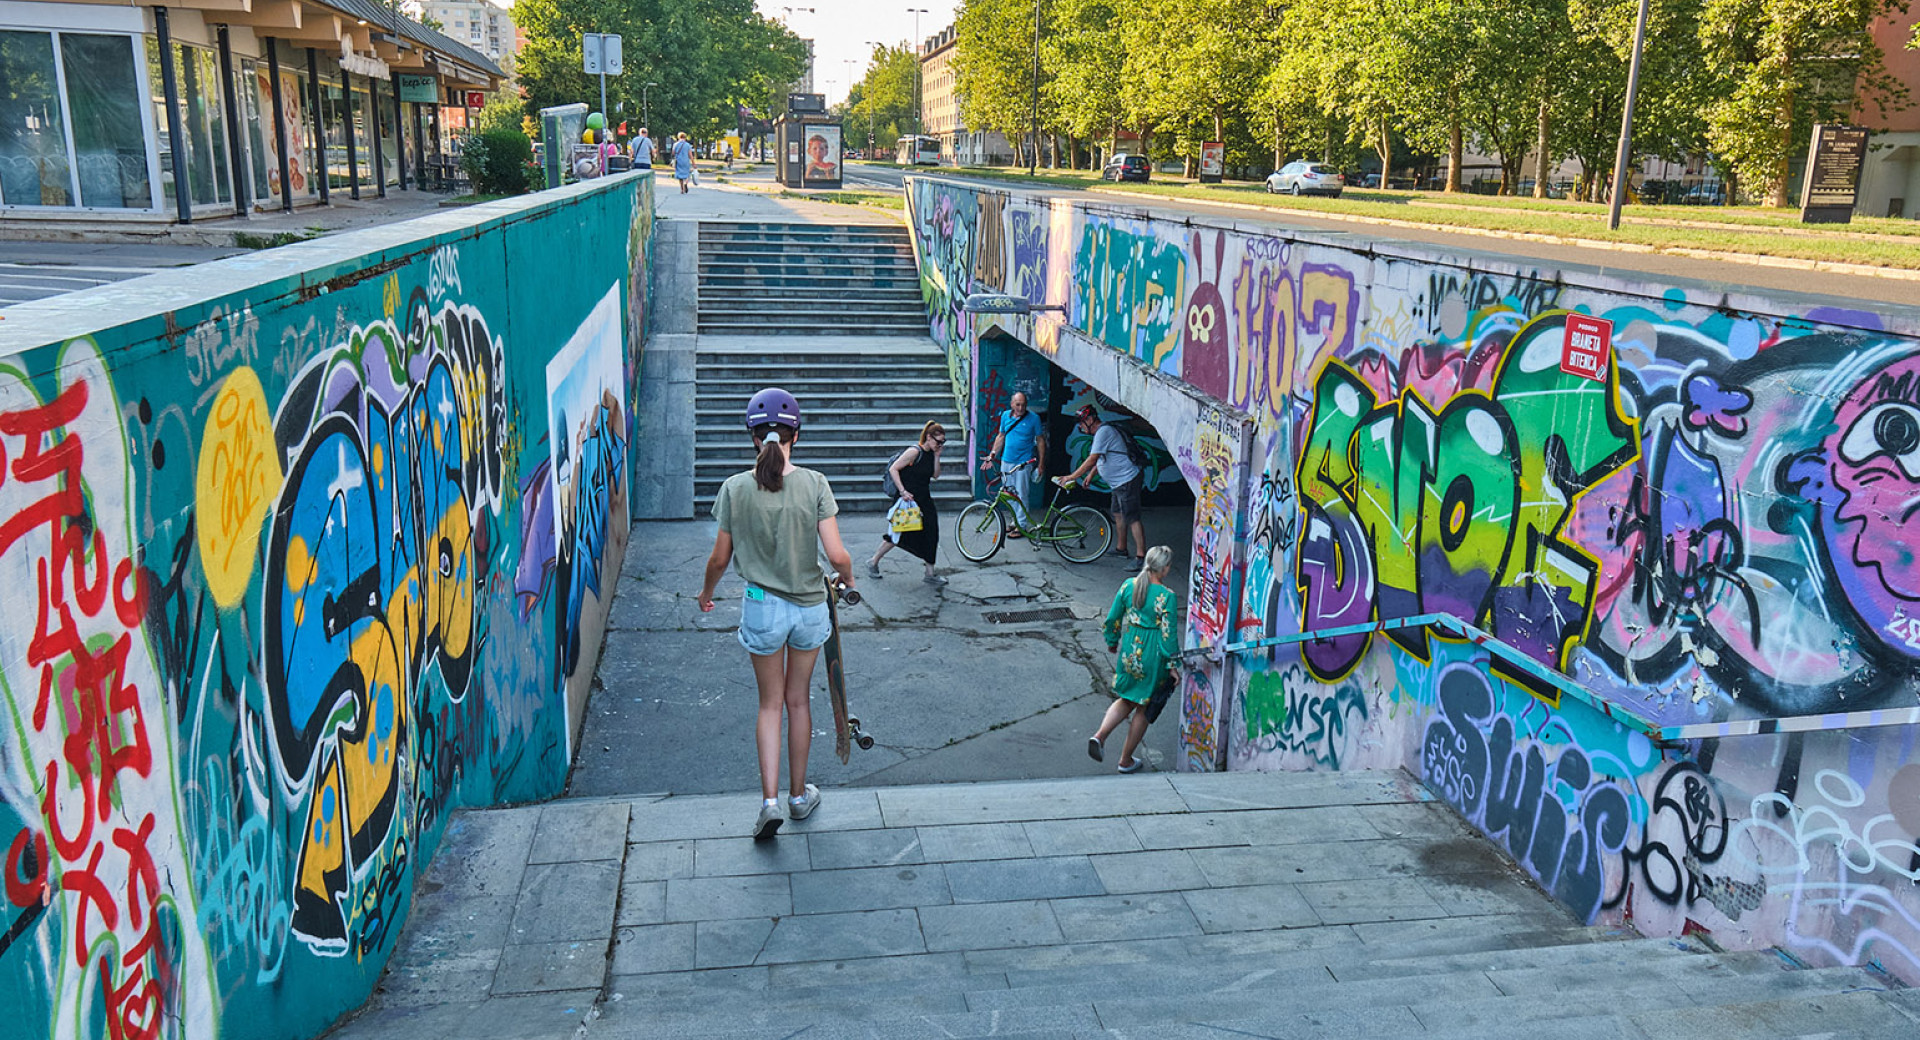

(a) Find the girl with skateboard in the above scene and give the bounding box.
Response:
[1087,545,1180,773]
[699,389,855,839]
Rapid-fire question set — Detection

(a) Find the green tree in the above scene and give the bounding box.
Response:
[1043,0,1131,163]
[1699,0,1907,206]
[837,43,919,156]
[1121,0,1269,169]
[512,0,806,141]
[952,0,1059,163]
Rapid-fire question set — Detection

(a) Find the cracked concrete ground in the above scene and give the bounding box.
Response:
[566,507,1196,799]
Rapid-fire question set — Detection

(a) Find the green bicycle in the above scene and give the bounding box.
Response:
[955,461,1113,563]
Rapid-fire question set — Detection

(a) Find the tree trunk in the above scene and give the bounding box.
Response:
[1375,115,1391,188]
[1768,80,1794,207]
[1184,153,1194,178]
[1213,105,1224,143]
[1446,92,1463,193]
[1532,97,1551,198]
[1274,103,1284,168]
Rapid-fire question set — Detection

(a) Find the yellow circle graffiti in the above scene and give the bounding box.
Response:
[196,367,283,608]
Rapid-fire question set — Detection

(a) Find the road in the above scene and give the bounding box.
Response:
[843,163,1920,309]
[0,240,244,307]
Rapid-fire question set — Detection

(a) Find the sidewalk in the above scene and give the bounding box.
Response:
[323,769,1597,1040]
[652,163,902,224]
[0,187,454,248]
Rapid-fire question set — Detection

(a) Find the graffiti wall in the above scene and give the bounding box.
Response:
[0,173,653,1040]
[906,176,1920,984]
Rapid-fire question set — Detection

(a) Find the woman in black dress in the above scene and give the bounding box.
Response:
[867,421,947,585]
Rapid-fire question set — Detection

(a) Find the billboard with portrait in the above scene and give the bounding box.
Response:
[804,124,842,184]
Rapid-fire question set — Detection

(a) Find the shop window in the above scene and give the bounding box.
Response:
[62,34,152,208]
[0,31,72,206]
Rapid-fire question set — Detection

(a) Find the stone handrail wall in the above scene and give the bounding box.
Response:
[0,172,654,1040]
[906,175,1920,985]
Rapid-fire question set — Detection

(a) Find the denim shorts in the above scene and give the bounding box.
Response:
[737,587,832,655]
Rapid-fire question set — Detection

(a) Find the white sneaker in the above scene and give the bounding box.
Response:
[752,801,783,840]
[788,783,821,821]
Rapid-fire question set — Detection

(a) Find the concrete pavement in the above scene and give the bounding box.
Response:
[568,507,1195,799]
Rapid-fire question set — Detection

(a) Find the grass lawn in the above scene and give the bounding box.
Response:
[922,166,1920,271]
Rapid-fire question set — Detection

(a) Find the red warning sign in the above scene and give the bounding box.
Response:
[1561,314,1612,382]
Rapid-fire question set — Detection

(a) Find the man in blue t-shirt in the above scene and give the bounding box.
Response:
[979,392,1046,531]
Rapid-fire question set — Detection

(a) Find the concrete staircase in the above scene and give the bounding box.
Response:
[697,222,926,336]
[694,339,972,514]
[329,771,1918,1040]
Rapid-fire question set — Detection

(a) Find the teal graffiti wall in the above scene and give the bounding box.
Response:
[0,173,653,1040]
[907,176,1920,985]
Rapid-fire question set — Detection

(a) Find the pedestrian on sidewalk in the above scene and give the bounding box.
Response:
[632,128,656,167]
[978,392,1045,536]
[1087,545,1179,774]
[869,421,948,585]
[699,389,855,839]
[672,132,694,193]
[1056,404,1146,564]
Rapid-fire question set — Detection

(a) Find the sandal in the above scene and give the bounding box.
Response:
[1087,737,1104,762]
[1117,758,1144,774]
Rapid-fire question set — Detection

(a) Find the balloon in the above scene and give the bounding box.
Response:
[582,129,596,144]
[587,111,606,130]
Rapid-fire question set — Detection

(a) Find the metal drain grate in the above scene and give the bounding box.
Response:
[983,607,1076,624]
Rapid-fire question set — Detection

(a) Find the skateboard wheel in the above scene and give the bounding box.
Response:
[856,735,875,750]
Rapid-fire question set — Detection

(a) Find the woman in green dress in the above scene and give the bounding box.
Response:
[1088,545,1180,773]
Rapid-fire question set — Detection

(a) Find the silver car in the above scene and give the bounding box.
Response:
[1266,161,1345,197]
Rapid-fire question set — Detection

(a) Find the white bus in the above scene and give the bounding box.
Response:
[896,135,941,166]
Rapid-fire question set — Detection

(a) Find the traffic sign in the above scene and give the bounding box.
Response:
[583,33,623,75]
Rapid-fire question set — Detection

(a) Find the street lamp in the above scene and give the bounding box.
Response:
[643,80,657,130]
[907,8,928,136]
[1607,0,1651,230]
[864,41,883,156]
[1028,0,1041,175]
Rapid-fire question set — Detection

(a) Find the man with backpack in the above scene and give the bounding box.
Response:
[1057,404,1147,565]
[979,392,1046,536]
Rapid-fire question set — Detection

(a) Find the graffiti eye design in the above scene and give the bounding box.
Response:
[1840,402,1920,478]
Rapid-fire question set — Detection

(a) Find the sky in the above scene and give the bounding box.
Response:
[758,0,959,107]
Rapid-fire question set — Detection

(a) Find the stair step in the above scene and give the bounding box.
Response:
[698,324,932,337]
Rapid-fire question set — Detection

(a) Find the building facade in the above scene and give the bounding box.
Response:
[0,0,502,225]
[919,24,1011,166]
[399,0,518,65]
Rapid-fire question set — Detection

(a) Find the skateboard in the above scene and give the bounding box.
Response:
[823,576,875,764]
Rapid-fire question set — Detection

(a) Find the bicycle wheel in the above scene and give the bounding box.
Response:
[1050,505,1113,563]
[955,501,1007,562]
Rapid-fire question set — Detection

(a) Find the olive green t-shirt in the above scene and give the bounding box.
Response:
[712,467,838,606]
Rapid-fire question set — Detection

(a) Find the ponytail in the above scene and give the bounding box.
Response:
[1132,545,1174,608]
[752,423,795,492]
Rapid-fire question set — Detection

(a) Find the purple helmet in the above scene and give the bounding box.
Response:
[745,387,801,430]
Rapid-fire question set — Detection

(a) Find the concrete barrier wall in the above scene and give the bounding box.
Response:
[0,173,653,1040]
[906,176,1920,984]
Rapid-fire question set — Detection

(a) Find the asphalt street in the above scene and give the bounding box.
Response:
[0,240,245,306]
[843,162,1920,309]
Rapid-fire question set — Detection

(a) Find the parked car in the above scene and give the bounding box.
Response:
[1102,154,1151,182]
[1267,161,1344,196]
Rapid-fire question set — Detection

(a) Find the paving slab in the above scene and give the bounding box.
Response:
[920,900,1065,952]
[609,923,696,975]
[508,861,622,944]
[1020,817,1143,857]
[915,822,1035,862]
[943,855,1105,904]
[1050,891,1204,943]
[755,907,928,964]
[693,917,778,969]
[614,880,666,928]
[1182,883,1323,933]
[879,775,1187,828]
[491,941,609,995]
[619,840,696,882]
[690,833,813,877]
[790,864,953,915]
[528,801,631,864]
[1089,849,1209,895]
[806,826,927,870]
[1297,877,1452,925]
[662,874,792,922]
